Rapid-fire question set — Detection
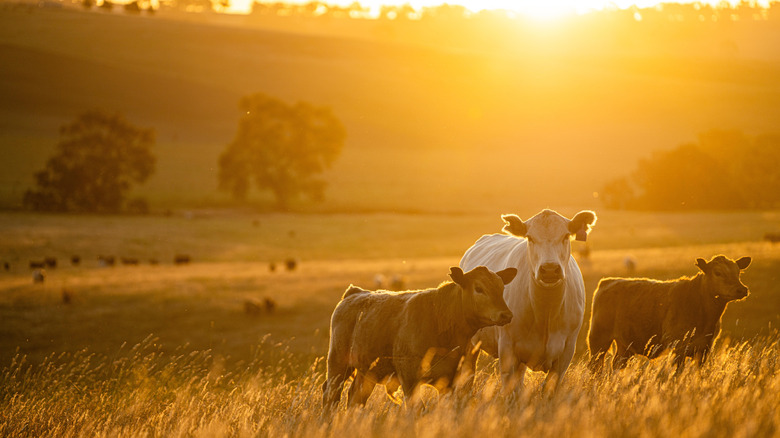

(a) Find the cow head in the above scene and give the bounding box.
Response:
[502,209,597,288]
[449,266,516,327]
[696,255,751,301]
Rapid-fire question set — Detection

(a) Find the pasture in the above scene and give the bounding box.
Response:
[1,210,779,436]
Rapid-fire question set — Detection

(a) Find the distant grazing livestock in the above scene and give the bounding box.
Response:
[588,255,752,372]
[70,255,80,266]
[624,256,637,274]
[29,260,46,269]
[764,232,780,244]
[264,297,276,313]
[44,257,57,268]
[322,266,517,409]
[389,274,406,291]
[3,262,9,271]
[174,254,191,265]
[62,288,73,304]
[32,269,46,283]
[121,257,140,266]
[243,299,262,316]
[243,297,277,316]
[98,255,116,267]
[460,209,597,391]
[285,258,297,271]
[373,273,386,289]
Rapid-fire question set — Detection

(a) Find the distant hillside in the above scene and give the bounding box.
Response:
[1,7,779,213]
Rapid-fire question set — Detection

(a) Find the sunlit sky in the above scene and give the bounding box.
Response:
[232,0,772,17]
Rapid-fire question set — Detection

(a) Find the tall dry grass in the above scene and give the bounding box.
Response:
[2,334,778,437]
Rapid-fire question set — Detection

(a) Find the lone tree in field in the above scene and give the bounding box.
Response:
[601,130,780,210]
[23,110,156,213]
[218,93,346,210]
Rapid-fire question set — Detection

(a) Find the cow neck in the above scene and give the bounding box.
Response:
[432,282,473,341]
[693,273,729,315]
[677,273,727,331]
[528,281,565,328]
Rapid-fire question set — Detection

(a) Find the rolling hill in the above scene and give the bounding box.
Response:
[1,6,779,212]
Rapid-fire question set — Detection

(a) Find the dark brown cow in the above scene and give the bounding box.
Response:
[322,266,517,409]
[588,255,751,372]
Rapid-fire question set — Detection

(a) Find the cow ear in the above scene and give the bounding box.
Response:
[736,256,752,270]
[502,214,527,237]
[568,210,597,235]
[696,258,709,272]
[496,267,517,285]
[449,267,466,286]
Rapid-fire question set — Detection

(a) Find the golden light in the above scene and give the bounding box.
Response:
[230,0,773,18]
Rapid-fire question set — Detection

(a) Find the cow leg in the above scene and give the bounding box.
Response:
[587,333,614,374]
[611,342,631,370]
[695,345,711,367]
[347,372,376,406]
[670,345,690,375]
[399,377,425,413]
[322,364,352,410]
[384,376,403,405]
[498,338,525,393]
[544,340,575,393]
[542,370,560,394]
[453,346,479,398]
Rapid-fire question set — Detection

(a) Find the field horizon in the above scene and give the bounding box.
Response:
[2,209,778,367]
[1,208,779,436]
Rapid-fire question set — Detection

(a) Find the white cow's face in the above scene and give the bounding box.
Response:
[502,209,597,289]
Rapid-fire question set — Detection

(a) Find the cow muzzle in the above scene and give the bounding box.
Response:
[535,263,564,288]
[494,310,513,326]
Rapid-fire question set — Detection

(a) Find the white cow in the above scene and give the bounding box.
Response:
[460,209,596,390]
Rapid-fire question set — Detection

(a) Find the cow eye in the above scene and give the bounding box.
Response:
[713,271,723,277]
[475,287,485,294]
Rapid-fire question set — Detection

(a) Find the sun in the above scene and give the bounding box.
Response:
[514,1,580,20]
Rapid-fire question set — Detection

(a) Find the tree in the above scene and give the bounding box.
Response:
[23,110,156,213]
[218,93,346,210]
[630,143,744,210]
[600,129,780,211]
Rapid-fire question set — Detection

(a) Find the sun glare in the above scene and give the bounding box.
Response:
[230,0,771,17]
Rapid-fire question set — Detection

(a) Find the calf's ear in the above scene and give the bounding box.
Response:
[496,267,517,285]
[696,258,709,272]
[502,214,527,237]
[736,256,752,270]
[449,267,466,285]
[568,210,598,235]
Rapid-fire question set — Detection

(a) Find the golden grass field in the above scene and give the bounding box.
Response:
[1,210,779,436]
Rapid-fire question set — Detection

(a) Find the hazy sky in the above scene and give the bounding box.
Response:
[234,0,772,16]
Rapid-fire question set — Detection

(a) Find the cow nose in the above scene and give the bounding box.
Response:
[538,263,563,283]
[497,311,513,325]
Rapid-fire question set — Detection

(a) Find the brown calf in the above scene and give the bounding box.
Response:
[588,255,751,372]
[322,266,517,409]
